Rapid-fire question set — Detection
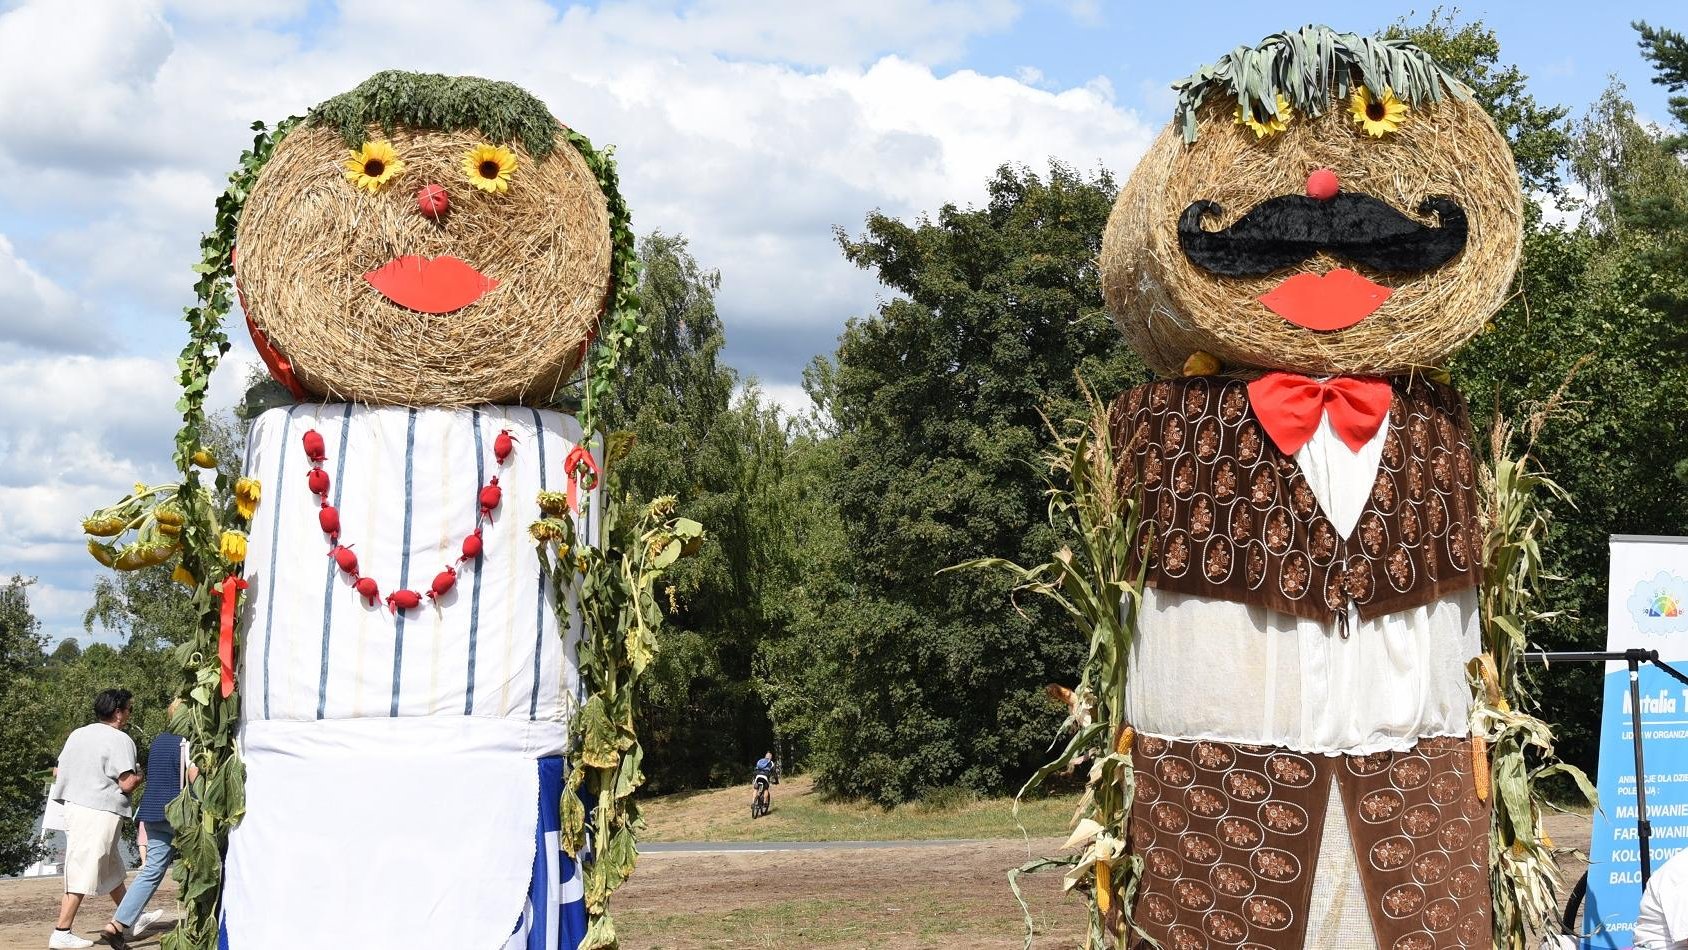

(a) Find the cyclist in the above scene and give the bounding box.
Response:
[751,752,776,817]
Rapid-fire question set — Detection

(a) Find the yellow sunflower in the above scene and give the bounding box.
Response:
[1235,93,1294,139]
[1350,86,1409,137]
[344,140,406,192]
[464,144,517,194]
[171,564,197,589]
[234,477,262,521]
[220,529,248,564]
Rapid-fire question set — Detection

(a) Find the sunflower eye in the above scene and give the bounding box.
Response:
[1234,93,1294,140]
[344,141,406,192]
[1349,87,1409,138]
[463,144,518,194]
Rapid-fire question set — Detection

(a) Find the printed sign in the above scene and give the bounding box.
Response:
[1584,535,1688,948]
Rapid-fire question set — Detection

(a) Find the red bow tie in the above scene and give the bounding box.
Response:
[1246,372,1393,455]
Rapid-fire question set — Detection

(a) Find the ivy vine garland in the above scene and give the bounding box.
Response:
[81,79,658,948]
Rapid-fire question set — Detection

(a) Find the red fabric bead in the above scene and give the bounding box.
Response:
[355,576,380,606]
[307,468,331,496]
[302,430,326,461]
[319,504,340,538]
[332,545,358,576]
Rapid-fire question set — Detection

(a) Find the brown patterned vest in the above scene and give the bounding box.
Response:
[1111,375,1482,625]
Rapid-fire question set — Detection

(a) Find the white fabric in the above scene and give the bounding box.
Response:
[240,404,594,724]
[1124,586,1480,756]
[224,717,552,950]
[1293,407,1388,541]
[1303,776,1375,945]
[1635,848,1688,948]
[60,801,124,895]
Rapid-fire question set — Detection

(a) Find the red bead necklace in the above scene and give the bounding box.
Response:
[300,426,514,612]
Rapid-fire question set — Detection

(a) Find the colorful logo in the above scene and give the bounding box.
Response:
[1629,571,1688,634]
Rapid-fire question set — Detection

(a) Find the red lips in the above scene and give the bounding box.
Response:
[364,256,498,314]
[1258,267,1392,331]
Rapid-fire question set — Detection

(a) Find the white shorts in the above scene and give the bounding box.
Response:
[61,801,126,896]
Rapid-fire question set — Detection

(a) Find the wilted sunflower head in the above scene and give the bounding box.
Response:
[235,71,616,406]
[1101,26,1524,377]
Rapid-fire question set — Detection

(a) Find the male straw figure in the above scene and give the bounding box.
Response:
[1102,28,1521,948]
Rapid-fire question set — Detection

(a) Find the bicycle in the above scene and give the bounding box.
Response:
[750,771,772,819]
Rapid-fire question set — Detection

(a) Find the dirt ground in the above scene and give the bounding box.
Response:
[0,814,1594,950]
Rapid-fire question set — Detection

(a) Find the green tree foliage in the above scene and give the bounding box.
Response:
[1423,17,1688,770]
[0,576,49,874]
[606,233,811,790]
[1636,20,1688,150]
[1386,10,1571,196]
[783,162,1148,805]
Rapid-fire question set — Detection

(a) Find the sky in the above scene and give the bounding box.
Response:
[0,0,1682,646]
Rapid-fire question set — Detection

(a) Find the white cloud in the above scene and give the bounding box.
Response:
[0,235,106,352]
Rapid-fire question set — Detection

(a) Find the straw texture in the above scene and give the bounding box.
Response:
[236,124,612,406]
[1102,93,1522,377]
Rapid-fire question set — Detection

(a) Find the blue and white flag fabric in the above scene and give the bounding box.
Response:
[506,756,587,950]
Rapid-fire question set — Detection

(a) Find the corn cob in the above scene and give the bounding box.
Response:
[1472,735,1490,802]
[1114,725,1136,755]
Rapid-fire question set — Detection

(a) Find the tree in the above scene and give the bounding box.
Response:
[0,576,49,874]
[787,161,1147,804]
[607,233,812,790]
[1636,20,1688,151]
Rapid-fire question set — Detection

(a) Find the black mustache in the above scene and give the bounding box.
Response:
[1178,192,1468,277]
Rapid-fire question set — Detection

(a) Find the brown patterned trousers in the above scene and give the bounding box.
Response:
[1128,734,1490,950]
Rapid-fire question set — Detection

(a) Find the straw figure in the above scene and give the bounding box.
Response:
[177,72,633,950]
[1101,27,1521,948]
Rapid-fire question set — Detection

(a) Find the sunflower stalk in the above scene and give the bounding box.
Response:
[535,460,705,949]
[946,381,1150,949]
[1477,367,1596,950]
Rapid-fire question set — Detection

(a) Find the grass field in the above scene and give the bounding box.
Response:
[639,774,1079,842]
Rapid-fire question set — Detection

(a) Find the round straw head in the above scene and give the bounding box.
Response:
[1103,78,1522,377]
[235,77,612,407]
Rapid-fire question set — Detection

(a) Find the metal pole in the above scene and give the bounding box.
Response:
[1629,653,1654,888]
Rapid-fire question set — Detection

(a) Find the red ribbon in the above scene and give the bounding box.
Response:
[218,575,249,699]
[565,445,601,515]
[1246,372,1393,455]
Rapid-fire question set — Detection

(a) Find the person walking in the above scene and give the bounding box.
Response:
[47,689,141,949]
[96,701,194,946]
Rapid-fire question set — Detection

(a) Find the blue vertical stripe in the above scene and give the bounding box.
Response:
[465,408,486,715]
[315,404,353,720]
[260,407,296,721]
[530,409,549,720]
[389,409,419,717]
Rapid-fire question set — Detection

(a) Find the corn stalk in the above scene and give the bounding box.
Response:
[947,383,1149,949]
[1476,369,1597,949]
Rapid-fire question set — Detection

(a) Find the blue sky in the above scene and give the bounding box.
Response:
[0,0,1681,646]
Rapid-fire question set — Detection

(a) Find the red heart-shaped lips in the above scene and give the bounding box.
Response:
[1258,268,1392,331]
[364,256,498,314]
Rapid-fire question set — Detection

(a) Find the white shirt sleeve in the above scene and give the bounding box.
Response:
[1634,851,1688,949]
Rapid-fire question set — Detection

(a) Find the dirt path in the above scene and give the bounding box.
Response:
[0,814,1594,949]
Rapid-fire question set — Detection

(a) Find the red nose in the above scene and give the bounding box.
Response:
[417,183,450,220]
[1306,168,1339,201]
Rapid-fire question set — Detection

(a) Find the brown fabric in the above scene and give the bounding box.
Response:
[1128,735,1330,949]
[1127,734,1493,950]
[1334,737,1492,950]
[1111,375,1482,624]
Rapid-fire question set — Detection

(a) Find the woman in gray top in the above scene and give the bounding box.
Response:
[47,689,141,950]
